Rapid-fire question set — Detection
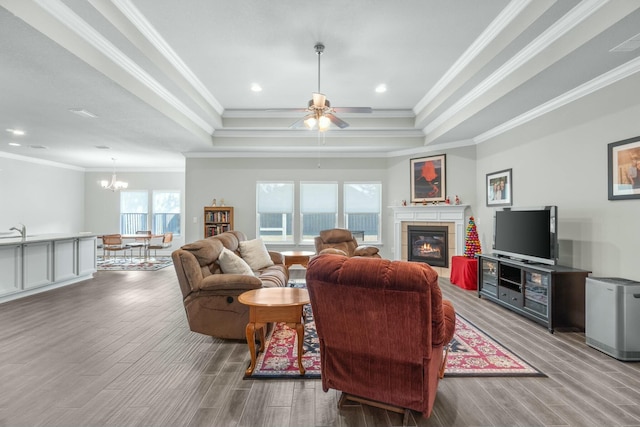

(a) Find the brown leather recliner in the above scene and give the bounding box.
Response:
[314,228,381,258]
[306,254,456,424]
[171,231,289,339]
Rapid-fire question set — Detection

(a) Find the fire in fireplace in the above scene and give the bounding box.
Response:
[407,225,449,268]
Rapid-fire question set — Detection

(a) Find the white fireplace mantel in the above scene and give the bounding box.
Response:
[390,205,470,261]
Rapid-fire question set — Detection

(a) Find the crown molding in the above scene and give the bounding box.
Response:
[414,0,550,117]
[103,0,224,120]
[475,55,640,144]
[421,0,637,144]
[0,150,85,171]
[222,109,415,119]
[212,127,424,138]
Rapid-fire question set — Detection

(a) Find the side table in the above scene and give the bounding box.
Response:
[450,256,478,290]
[238,287,310,375]
[281,250,315,269]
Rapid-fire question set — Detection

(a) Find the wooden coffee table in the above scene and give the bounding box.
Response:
[238,287,310,375]
[281,250,316,269]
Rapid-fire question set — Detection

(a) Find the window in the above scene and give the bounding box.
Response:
[344,182,381,242]
[300,182,337,242]
[256,181,382,245]
[120,190,181,235]
[120,191,148,234]
[257,182,294,243]
[152,191,181,235]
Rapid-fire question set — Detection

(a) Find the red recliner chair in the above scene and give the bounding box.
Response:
[306,254,456,425]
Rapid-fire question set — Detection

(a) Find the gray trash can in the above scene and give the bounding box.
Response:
[585,277,640,361]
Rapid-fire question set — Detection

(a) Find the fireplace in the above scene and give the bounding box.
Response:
[407,225,449,268]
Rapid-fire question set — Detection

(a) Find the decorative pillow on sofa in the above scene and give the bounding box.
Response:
[218,247,255,276]
[238,238,275,270]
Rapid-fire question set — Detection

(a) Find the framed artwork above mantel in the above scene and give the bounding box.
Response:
[410,154,446,203]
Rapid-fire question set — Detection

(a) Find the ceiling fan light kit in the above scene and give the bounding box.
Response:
[294,43,371,132]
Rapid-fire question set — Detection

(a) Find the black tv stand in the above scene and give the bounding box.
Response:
[477,254,591,333]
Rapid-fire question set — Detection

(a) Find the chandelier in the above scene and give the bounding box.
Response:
[100,158,128,191]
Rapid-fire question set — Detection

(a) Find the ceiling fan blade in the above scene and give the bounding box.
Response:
[333,107,373,114]
[289,116,307,128]
[266,108,308,112]
[327,113,349,129]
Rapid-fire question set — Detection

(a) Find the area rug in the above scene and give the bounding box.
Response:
[446,315,545,377]
[96,256,173,271]
[245,307,544,379]
[245,305,321,379]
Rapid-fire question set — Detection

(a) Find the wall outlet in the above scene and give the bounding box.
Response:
[193,216,198,223]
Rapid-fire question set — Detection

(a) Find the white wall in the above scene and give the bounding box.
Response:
[185,157,398,255]
[475,103,640,280]
[0,154,84,235]
[84,170,186,249]
[185,152,479,258]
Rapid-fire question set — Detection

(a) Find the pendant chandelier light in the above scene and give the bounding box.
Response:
[100,158,128,191]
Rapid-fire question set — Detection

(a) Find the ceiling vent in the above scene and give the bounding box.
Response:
[610,33,640,52]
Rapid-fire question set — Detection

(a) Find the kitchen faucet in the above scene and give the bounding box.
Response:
[9,223,26,239]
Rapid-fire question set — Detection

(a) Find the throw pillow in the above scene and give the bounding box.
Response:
[218,247,254,276]
[238,238,275,270]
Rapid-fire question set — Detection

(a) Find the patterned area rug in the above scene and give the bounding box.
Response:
[446,315,545,377]
[96,256,173,271]
[246,305,321,379]
[245,304,544,379]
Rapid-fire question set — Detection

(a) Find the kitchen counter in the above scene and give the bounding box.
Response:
[0,233,97,303]
[0,232,96,245]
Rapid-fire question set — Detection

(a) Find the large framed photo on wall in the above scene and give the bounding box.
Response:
[608,136,640,200]
[410,154,446,203]
[486,168,512,207]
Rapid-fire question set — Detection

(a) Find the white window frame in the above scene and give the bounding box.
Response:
[344,181,382,244]
[256,181,295,243]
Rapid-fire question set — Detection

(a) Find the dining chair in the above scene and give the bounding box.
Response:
[128,230,151,259]
[102,234,132,261]
[149,232,173,258]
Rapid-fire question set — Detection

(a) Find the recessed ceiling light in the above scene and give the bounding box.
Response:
[375,84,387,93]
[6,128,25,136]
[8,142,21,147]
[69,108,98,118]
[251,83,263,92]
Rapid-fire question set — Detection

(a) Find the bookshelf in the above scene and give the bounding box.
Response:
[204,206,234,237]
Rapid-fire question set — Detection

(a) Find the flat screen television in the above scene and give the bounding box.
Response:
[492,206,558,265]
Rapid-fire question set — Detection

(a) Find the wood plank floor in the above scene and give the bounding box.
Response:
[0,267,639,426]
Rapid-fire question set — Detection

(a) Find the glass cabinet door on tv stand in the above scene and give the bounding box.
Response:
[477,254,590,333]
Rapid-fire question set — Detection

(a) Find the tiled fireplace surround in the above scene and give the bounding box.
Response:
[391,205,469,279]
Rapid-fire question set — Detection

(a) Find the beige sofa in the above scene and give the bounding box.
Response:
[172,231,289,339]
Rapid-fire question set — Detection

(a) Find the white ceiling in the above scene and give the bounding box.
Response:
[1,0,639,170]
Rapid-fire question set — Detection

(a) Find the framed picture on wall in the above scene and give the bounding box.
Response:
[486,168,512,207]
[410,154,446,203]
[608,136,640,200]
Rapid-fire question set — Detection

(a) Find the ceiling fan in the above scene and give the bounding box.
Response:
[288,43,372,131]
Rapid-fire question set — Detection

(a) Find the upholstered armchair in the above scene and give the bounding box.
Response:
[314,228,381,258]
[171,231,289,339]
[306,254,456,424]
